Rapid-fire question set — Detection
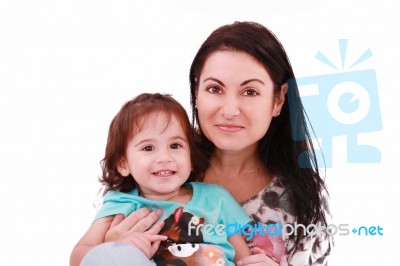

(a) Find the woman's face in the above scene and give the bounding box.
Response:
[196,50,283,153]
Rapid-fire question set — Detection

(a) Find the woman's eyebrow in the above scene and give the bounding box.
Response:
[202,77,225,87]
[202,77,264,86]
[240,79,265,86]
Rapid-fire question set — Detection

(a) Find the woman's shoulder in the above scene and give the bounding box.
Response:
[242,176,296,223]
[252,176,292,208]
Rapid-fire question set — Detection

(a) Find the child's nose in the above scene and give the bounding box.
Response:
[156,150,172,163]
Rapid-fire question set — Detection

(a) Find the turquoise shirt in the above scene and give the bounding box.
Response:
[95,182,251,265]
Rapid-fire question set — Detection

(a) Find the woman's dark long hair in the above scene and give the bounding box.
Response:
[189,21,328,253]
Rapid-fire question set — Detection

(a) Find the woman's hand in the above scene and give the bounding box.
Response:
[112,231,167,259]
[105,208,164,241]
[104,208,167,258]
[236,247,279,266]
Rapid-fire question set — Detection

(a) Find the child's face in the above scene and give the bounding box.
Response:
[119,113,192,200]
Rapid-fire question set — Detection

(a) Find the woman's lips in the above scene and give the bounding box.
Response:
[215,124,244,133]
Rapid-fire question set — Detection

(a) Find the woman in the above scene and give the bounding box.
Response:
[189,21,332,266]
[78,21,333,266]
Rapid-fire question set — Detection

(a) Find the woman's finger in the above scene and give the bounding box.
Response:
[130,209,163,233]
[117,208,152,232]
[146,220,165,235]
[128,234,153,258]
[109,213,125,228]
[150,240,162,257]
[128,233,165,259]
[252,247,266,255]
[147,234,167,243]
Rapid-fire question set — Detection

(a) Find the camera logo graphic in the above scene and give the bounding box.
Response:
[288,39,382,167]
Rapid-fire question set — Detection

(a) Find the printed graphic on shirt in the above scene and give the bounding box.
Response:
[153,207,227,266]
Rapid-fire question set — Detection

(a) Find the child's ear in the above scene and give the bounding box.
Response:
[117,159,129,177]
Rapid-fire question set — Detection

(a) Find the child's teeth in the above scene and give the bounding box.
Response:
[157,171,172,176]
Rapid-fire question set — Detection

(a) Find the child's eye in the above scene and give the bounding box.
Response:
[142,145,154,151]
[170,143,182,149]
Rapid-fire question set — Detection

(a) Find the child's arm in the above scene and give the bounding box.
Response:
[70,216,114,266]
[228,234,252,263]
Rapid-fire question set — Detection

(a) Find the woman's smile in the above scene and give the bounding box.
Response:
[215,123,244,133]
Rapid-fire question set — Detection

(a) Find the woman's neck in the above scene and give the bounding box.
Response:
[205,145,272,203]
[212,146,262,177]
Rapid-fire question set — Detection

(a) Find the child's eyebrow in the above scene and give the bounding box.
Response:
[134,136,188,147]
[134,138,154,147]
[170,136,188,143]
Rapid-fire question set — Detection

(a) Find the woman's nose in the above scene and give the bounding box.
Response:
[220,96,240,119]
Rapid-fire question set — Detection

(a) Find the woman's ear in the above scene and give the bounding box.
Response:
[117,159,130,177]
[273,83,288,117]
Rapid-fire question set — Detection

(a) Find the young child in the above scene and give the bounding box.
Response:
[70,93,251,266]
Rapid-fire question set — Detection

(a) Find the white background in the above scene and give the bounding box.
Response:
[1,0,399,265]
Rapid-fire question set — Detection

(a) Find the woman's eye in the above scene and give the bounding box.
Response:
[207,86,222,94]
[142,145,154,151]
[170,143,182,149]
[242,89,259,96]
